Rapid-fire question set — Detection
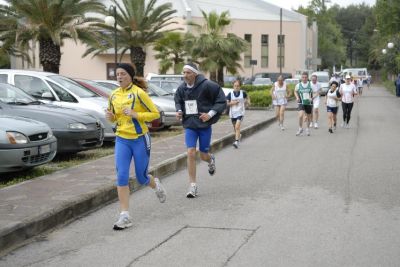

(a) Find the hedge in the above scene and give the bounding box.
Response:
[248,90,272,107]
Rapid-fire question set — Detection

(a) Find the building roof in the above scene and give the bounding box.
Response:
[158,0,306,22]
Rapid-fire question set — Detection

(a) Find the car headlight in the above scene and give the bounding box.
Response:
[6,131,29,144]
[69,123,87,129]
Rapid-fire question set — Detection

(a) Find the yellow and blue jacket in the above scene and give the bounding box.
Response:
[108,83,160,139]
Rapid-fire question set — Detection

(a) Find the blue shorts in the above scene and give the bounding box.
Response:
[327,106,338,114]
[115,134,151,186]
[185,127,212,153]
[231,116,244,124]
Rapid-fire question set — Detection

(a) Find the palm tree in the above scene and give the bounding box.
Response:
[86,0,179,77]
[0,0,105,73]
[153,32,187,74]
[187,10,248,85]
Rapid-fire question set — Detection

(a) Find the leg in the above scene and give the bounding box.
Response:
[275,106,280,122]
[342,102,348,125]
[198,127,215,175]
[184,128,199,184]
[346,103,354,124]
[314,108,319,125]
[234,120,242,140]
[298,110,304,128]
[279,105,286,125]
[115,137,133,212]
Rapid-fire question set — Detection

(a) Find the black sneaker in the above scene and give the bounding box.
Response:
[329,128,333,133]
[208,154,216,175]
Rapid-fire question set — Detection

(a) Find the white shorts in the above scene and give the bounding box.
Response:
[313,97,320,109]
[273,98,287,106]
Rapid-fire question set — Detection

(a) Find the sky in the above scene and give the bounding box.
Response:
[263,0,376,10]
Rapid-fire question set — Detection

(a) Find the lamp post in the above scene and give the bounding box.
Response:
[105,5,117,79]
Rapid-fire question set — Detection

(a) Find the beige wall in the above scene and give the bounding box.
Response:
[12,16,313,80]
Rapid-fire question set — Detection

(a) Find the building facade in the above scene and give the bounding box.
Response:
[12,0,318,80]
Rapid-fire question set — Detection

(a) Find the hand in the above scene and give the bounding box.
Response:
[105,109,114,121]
[123,107,138,119]
[176,111,183,121]
[199,112,211,122]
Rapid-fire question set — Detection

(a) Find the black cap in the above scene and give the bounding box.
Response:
[117,63,135,80]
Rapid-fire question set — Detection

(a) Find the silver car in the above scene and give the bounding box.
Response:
[0,116,57,173]
[0,70,115,141]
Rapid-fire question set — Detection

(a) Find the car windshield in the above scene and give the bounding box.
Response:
[49,75,99,98]
[148,83,171,96]
[254,78,271,85]
[0,83,38,104]
[98,81,119,90]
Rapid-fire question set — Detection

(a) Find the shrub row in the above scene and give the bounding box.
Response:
[248,90,272,107]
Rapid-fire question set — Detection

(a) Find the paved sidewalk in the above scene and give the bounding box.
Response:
[0,106,295,255]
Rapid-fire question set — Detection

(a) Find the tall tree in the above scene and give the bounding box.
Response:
[85,0,178,77]
[375,0,400,37]
[297,3,346,70]
[187,10,248,85]
[153,32,187,74]
[0,0,105,73]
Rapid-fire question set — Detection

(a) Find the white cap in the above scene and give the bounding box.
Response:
[345,74,351,79]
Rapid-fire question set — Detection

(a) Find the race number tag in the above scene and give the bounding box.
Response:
[302,92,310,100]
[185,100,198,115]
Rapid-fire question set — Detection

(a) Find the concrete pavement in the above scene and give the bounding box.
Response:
[0,102,296,256]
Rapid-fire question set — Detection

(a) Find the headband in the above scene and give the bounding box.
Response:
[183,64,200,74]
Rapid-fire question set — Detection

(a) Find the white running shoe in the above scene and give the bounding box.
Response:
[341,122,345,128]
[154,178,166,203]
[314,122,318,129]
[296,128,303,136]
[280,124,285,131]
[233,141,239,149]
[305,128,311,136]
[208,154,216,175]
[345,123,350,129]
[113,215,133,230]
[186,184,197,198]
[309,122,313,128]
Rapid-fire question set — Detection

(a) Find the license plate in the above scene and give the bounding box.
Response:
[39,144,51,154]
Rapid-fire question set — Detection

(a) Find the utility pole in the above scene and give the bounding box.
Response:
[279,8,282,75]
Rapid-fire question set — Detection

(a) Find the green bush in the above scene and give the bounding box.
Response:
[242,84,272,92]
[248,90,272,107]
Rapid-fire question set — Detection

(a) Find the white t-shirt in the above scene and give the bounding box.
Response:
[326,89,339,107]
[311,81,321,99]
[340,83,357,103]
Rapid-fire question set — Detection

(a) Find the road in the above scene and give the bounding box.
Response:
[1,85,400,267]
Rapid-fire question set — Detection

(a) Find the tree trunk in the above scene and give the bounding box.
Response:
[39,38,61,73]
[217,67,224,87]
[209,71,217,82]
[130,46,146,77]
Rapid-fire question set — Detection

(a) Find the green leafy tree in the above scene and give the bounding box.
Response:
[0,0,105,73]
[187,10,248,86]
[297,3,346,70]
[153,32,187,74]
[85,0,178,77]
[375,0,400,37]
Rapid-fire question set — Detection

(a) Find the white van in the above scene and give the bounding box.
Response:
[341,68,369,83]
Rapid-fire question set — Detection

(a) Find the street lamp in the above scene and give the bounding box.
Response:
[382,49,387,54]
[105,5,117,79]
[388,42,394,49]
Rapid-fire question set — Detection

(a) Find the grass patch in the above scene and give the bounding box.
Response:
[382,80,396,95]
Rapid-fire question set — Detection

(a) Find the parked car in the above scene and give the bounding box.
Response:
[311,71,330,96]
[75,78,165,131]
[253,77,272,86]
[94,80,119,90]
[0,70,115,141]
[0,83,104,153]
[0,115,57,173]
[147,80,181,94]
[95,80,180,130]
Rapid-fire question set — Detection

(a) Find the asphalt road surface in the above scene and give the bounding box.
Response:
[1,85,400,267]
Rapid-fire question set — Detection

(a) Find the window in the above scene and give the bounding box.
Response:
[261,34,269,68]
[14,75,54,100]
[48,81,77,102]
[244,34,252,68]
[277,35,285,68]
[0,74,7,84]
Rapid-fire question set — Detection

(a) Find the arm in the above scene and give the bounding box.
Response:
[129,90,160,122]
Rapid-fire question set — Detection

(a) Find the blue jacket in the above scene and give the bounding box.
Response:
[174,74,226,128]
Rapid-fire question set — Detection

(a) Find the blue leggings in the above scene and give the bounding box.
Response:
[115,134,151,186]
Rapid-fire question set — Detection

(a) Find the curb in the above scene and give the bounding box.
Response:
[0,116,276,256]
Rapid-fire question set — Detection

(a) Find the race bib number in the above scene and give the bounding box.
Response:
[302,92,310,100]
[185,100,198,115]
